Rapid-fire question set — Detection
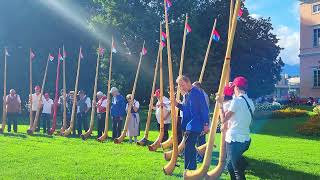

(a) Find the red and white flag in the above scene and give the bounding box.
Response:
[141,47,147,56]
[30,49,35,60]
[49,54,54,61]
[79,49,84,59]
[98,47,105,56]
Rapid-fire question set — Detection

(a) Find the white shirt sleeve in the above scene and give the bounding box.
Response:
[17,95,21,104]
[86,97,91,108]
[134,101,140,109]
[228,99,239,113]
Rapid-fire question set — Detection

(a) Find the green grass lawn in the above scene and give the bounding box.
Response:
[0,110,319,179]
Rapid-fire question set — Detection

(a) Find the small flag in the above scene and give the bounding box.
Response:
[80,49,84,59]
[98,47,105,56]
[165,0,172,11]
[186,23,192,35]
[112,43,117,53]
[141,47,147,56]
[161,32,167,41]
[212,29,220,42]
[63,50,67,58]
[238,8,243,19]
[30,50,35,60]
[49,54,54,61]
[5,48,9,56]
[161,41,166,47]
[58,52,64,61]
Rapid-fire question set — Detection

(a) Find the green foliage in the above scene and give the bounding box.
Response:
[255,103,284,112]
[296,116,320,136]
[313,106,320,115]
[271,108,308,119]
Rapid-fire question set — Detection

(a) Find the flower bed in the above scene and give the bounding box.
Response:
[271,108,308,119]
[296,116,320,136]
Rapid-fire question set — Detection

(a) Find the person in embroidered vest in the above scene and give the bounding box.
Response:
[175,75,209,171]
[125,94,140,143]
[6,89,21,133]
[192,81,210,163]
[41,93,54,134]
[94,91,107,137]
[110,87,126,139]
[76,90,91,136]
[216,76,255,180]
[153,89,171,142]
[29,86,44,132]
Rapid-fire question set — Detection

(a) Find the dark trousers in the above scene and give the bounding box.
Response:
[112,116,123,139]
[184,131,200,170]
[177,116,183,144]
[157,123,170,142]
[7,112,18,132]
[97,113,106,137]
[76,112,88,136]
[41,113,51,133]
[31,111,41,132]
[66,113,76,135]
[226,140,251,180]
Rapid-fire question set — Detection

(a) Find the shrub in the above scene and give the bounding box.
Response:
[271,108,308,119]
[313,106,320,115]
[296,116,320,136]
[255,103,284,112]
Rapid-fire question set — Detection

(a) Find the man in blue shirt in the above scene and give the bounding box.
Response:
[175,75,210,170]
[110,87,126,139]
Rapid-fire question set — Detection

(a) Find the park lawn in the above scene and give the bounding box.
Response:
[0,110,319,179]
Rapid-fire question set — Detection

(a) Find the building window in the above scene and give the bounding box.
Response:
[313,69,320,87]
[314,27,320,47]
[313,3,320,13]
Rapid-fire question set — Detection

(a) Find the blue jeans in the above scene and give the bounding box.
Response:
[184,131,200,170]
[226,140,251,180]
[196,134,206,162]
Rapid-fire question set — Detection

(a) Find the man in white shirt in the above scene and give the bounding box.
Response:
[217,76,255,180]
[41,93,54,134]
[29,86,44,132]
[153,89,171,142]
[76,90,91,136]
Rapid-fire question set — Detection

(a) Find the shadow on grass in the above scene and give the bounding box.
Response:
[2,133,27,138]
[247,157,320,180]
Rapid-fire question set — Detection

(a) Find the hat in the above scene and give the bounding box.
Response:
[35,86,41,91]
[154,89,160,97]
[232,76,248,89]
[77,90,85,95]
[110,87,118,94]
[97,91,104,96]
[224,85,234,97]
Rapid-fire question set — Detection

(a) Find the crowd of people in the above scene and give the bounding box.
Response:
[2,75,254,180]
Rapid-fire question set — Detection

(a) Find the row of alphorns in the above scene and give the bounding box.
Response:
[0,0,243,179]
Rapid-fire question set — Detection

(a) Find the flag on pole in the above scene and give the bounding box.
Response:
[98,47,105,56]
[58,52,64,61]
[49,54,54,61]
[238,8,243,19]
[212,29,220,42]
[165,0,172,11]
[63,50,67,58]
[161,32,167,41]
[30,49,35,60]
[5,48,9,56]
[112,43,117,53]
[161,41,166,47]
[141,47,147,56]
[186,23,192,35]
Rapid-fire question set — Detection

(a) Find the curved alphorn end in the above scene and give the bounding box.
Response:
[48,128,55,135]
[80,129,92,140]
[183,166,208,180]
[163,161,176,176]
[160,137,173,149]
[148,140,161,151]
[27,129,34,135]
[163,151,172,161]
[136,138,148,146]
[97,134,108,143]
[205,162,226,180]
[0,128,4,134]
[60,127,65,136]
[63,128,72,137]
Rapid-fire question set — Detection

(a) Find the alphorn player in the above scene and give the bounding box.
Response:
[6,89,21,133]
[216,76,255,180]
[125,94,140,143]
[110,87,126,139]
[40,93,54,134]
[153,89,171,142]
[58,89,74,130]
[192,81,210,163]
[95,91,107,137]
[174,75,209,170]
[76,90,91,136]
[29,85,44,132]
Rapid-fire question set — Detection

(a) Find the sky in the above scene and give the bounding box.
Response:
[246,0,300,66]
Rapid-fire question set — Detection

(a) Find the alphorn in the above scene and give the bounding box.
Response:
[29,49,33,130]
[97,37,115,142]
[0,48,8,134]
[161,14,189,150]
[205,0,234,179]
[63,47,82,136]
[27,54,50,135]
[81,43,102,140]
[49,48,62,135]
[148,24,165,151]
[163,0,178,175]
[183,0,241,179]
[137,35,161,146]
[196,0,234,159]
[59,45,68,134]
[114,41,145,144]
